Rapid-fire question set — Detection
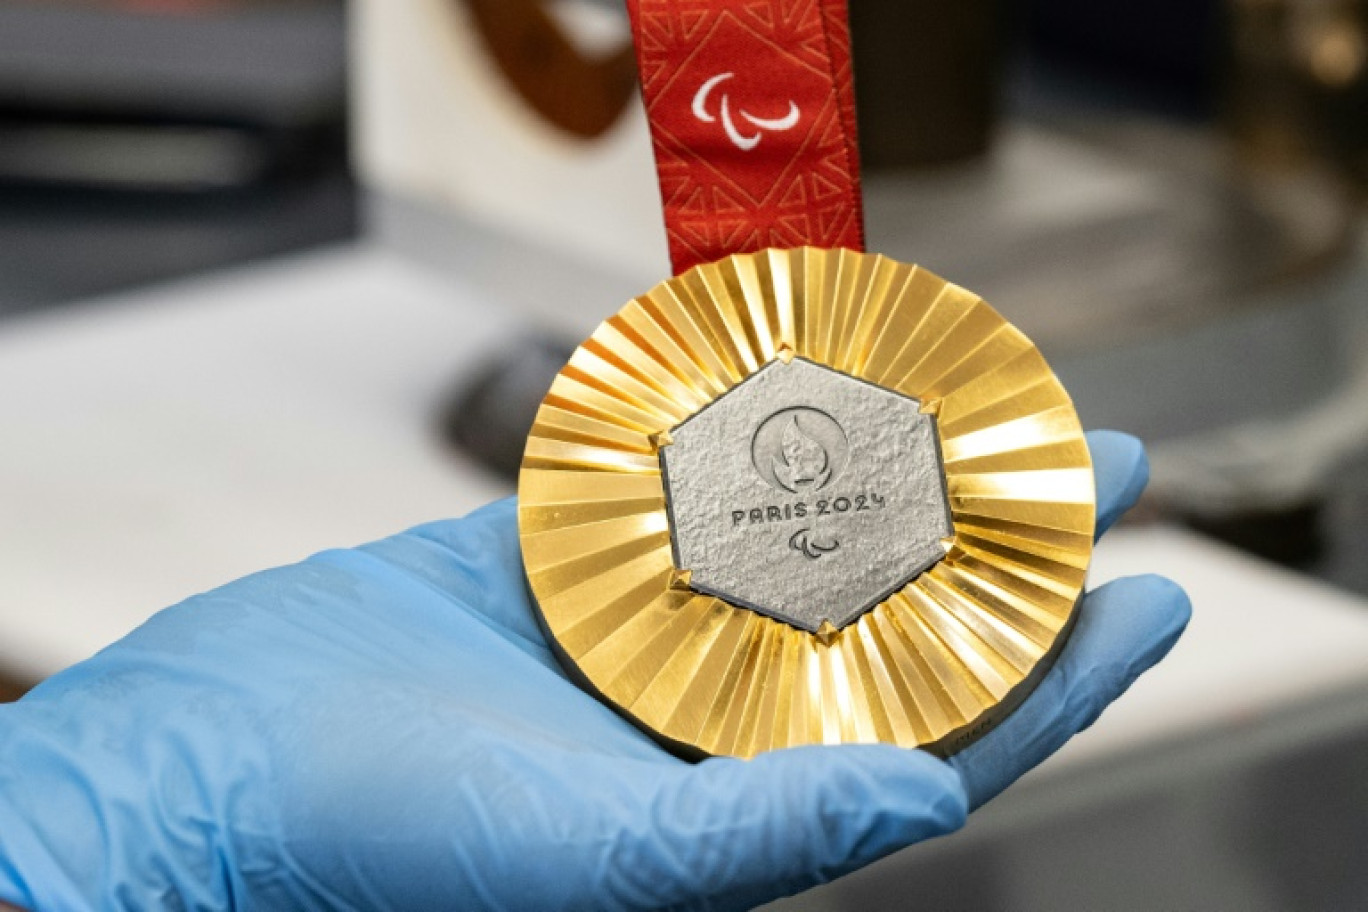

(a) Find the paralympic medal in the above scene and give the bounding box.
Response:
[517,1,1094,759]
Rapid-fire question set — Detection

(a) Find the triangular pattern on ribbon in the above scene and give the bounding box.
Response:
[678,10,710,39]
[711,185,751,215]
[628,0,864,273]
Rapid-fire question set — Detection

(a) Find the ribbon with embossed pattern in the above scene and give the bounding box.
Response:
[626,0,866,275]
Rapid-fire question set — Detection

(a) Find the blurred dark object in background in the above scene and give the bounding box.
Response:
[0,0,345,192]
[1227,0,1368,190]
[0,0,354,313]
[848,0,1230,171]
[440,334,577,481]
[1021,0,1368,192]
[0,672,29,704]
[1023,0,1227,118]
[849,1,1003,169]
[1186,503,1326,568]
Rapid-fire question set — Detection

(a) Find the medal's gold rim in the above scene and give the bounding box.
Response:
[518,247,1094,758]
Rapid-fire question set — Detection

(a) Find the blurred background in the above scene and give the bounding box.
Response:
[2,0,1368,907]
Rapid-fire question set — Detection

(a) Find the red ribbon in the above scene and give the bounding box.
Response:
[627,0,866,275]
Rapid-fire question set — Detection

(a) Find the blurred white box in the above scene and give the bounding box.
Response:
[351,0,667,278]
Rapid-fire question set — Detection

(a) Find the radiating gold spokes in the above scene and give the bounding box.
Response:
[519,248,1094,757]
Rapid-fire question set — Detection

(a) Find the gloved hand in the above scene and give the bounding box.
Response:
[0,431,1189,912]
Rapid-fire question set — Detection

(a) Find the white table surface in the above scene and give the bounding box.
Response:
[0,244,511,680]
[2,243,1368,773]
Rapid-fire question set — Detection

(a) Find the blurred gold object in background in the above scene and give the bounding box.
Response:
[1229,0,1368,186]
[462,0,637,139]
[518,248,1094,758]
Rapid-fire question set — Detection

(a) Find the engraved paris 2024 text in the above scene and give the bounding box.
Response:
[730,492,887,527]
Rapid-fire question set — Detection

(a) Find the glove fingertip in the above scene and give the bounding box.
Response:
[1087,430,1149,539]
[1090,574,1191,642]
[1115,573,1192,663]
[949,572,1190,810]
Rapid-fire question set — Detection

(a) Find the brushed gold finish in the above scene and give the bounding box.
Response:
[519,248,1094,758]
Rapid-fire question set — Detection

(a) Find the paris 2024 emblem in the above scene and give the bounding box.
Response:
[750,408,854,560]
[658,356,951,632]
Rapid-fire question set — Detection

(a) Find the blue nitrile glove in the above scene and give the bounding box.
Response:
[0,431,1189,912]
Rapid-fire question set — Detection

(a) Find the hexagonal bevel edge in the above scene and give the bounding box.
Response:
[658,357,954,633]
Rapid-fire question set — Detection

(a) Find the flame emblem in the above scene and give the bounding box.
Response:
[773,417,832,493]
[751,406,849,494]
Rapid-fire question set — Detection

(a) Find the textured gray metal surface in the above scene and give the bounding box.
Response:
[661,357,952,632]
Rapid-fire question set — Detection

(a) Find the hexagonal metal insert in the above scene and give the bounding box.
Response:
[660,357,953,633]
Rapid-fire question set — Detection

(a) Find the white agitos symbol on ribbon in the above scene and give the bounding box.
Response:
[692,72,801,151]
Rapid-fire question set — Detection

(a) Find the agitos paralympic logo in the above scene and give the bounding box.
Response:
[692,72,801,152]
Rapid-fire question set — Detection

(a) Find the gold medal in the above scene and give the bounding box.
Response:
[518,248,1093,758]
